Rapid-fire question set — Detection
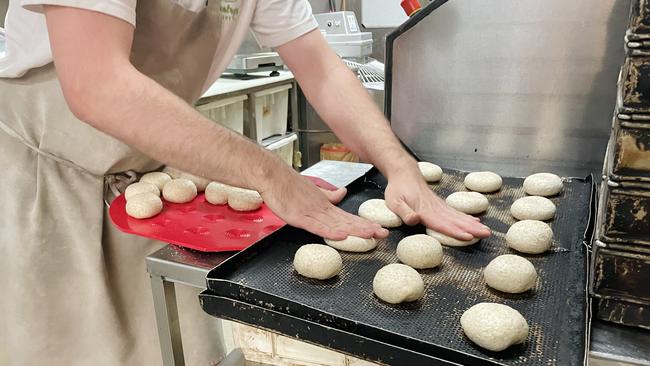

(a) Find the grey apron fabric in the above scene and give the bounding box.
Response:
[0,1,227,365]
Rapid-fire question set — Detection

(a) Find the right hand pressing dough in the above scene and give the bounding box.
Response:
[126,192,163,219]
[293,244,342,280]
[396,234,443,269]
[445,192,488,214]
[426,228,479,247]
[484,255,537,293]
[358,199,403,228]
[506,220,553,254]
[324,236,378,252]
[461,303,529,352]
[373,263,424,304]
[511,196,556,220]
[162,178,197,203]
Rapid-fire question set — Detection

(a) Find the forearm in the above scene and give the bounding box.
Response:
[75,64,289,191]
[279,30,417,179]
[303,61,416,178]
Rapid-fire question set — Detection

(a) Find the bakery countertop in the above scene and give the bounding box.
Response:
[200,70,294,99]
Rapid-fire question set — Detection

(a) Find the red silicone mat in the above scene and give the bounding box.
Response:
[109,176,337,252]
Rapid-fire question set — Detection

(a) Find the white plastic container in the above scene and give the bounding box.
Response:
[248,84,292,142]
[196,94,248,135]
[264,133,298,167]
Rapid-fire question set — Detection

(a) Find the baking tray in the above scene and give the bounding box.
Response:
[591,245,650,305]
[617,57,650,118]
[626,0,650,43]
[201,168,596,365]
[595,178,650,247]
[604,119,650,183]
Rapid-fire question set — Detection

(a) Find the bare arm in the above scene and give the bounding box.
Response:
[279,30,490,240]
[44,6,387,240]
[278,30,412,180]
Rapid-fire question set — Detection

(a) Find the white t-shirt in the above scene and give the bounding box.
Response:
[0,0,317,93]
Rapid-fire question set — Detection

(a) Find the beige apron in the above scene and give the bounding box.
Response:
[0,2,228,365]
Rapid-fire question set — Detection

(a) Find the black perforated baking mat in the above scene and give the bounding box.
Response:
[203,169,595,366]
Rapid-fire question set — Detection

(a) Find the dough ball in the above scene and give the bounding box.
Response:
[162,166,183,179]
[178,172,210,192]
[205,182,231,205]
[324,236,378,252]
[418,162,443,182]
[358,199,403,228]
[523,173,563,196]
[464,171,503,193]
[140,172,172,191]
[125,192,163,219]
[293,244,342,280]
[426,228,480,247]
[162,178,197,203]
[484,254,537,293]
[373,263,424,304]
[228,187,263,211]
[124,182,160,201]
[506,220,553,254]
[446,192,489,214]
[396,234,443,269]
[511,196,556,221]
[460,303,529,352]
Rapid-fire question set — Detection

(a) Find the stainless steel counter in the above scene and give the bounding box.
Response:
[144,160,650,366]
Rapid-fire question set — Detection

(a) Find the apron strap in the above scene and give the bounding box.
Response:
[0,118,138,206]
[0,118,100,177]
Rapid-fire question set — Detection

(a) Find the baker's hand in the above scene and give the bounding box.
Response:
[260,172,389,241]
[384,166,491,241]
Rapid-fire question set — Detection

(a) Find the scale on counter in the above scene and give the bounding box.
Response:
[225,52,285,78]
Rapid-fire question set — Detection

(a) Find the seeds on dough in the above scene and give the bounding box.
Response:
[125,182,160,201]
[464,171,503,193]
[125,192,163,219]
[460,303,529,352]
[446,191,489,214]
[358,199,403,228]
[293,244,342,280]
[396,234,443,269]
[162,178,197,203]
[324,236,378,252]
[511,196,556,221]
[373,263,424,304]
[418,162,443,182]
[506,220,553,254]
[139,172,172,191]
[483,254,537,293]
[426,228,479,247]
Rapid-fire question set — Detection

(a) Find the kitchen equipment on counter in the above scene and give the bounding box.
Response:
[201,167,596,365]
[314,11,372,59]
[299,12,384,168]
[226,52,285,77]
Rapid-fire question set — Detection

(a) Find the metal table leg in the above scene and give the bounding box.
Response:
[219,349,246,366]
[150,274,185,366]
